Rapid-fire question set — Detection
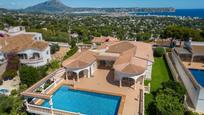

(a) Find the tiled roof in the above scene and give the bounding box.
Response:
[62,50,97,69]
[91,36,119,43]
[63,41,154,75]
[1,34,48,53]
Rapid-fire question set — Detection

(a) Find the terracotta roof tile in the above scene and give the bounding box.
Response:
[1,34,48,53]
[63,41,154,75]
[91,36,119,43]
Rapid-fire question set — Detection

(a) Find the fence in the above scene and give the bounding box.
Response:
[164,53,179,81]
[171,50,200,109]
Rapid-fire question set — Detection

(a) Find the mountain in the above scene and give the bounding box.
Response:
[24,0,70,13]
[23,0,175,14]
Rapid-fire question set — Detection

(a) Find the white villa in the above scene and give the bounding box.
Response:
[21,37,154,115]
[0,26,51,67]
[63,37,154,86]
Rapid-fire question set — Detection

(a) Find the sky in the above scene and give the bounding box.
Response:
[0,0,204,9]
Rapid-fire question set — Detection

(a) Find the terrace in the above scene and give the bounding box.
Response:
[21,68,144,115]
[21,40,154,115]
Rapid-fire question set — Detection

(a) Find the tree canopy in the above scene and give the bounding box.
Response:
[161,25,204,41]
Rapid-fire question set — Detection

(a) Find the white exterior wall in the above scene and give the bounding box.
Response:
[114,70,146,81]
[7,26,26,36]
[91,61,97,75]
[18,46,51,67]
[171,51,204,112]
[196,88,204,112]
[26,32,43,41]
[145,61,153,80]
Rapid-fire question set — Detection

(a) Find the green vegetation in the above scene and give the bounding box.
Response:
[144,80,151,86]
[2,53,20,80]
[1,13,204,42]
[50,43,60,54]
[63,41,78,60]
[47,60,61,73]
[28,28,69,42]
[63,46,78,60]
[145,57,192,115]
[154,81,186,115]
[154,47,165,57]
[145,57,172,114]
[19,65,48,87]
[0,95,26,115]
[161,25,204,42]
[150,57,172,92]
[184,111,199,115]
[155,91,184,115]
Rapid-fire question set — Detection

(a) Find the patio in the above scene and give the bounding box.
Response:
[183,61,204,70]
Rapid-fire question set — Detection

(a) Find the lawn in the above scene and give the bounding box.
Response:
[145,57,173,115]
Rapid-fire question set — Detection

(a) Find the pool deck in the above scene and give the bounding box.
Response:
[63,69,143,115]
[183,61,204,70]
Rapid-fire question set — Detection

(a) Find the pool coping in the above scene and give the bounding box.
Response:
[36,80,126,115]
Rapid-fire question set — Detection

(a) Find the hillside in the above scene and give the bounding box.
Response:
[24,0,70,13]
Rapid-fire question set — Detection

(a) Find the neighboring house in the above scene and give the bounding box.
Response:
[4,26,26,36]
[0,33,51,67]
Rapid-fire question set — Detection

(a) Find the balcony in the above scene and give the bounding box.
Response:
[20,58,44,64]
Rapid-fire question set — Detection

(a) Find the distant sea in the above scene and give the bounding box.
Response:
[131,9,204,18]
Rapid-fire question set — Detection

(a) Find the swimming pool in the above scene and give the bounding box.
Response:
[189,69,204,87]
[0,88,9,94]
[41,85,121,115]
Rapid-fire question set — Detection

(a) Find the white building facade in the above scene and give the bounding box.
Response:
[0,27,51,67]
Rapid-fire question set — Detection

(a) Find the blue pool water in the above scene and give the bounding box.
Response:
[41,86,121,115]
[189,69,204,87]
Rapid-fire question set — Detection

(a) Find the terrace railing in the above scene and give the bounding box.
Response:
[27,103,84,115]
[20,58,44,64]
[21,68,65,99]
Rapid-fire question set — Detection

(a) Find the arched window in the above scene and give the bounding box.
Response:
[33,53,40,59]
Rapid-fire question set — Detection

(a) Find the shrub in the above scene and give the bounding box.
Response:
[10,89,18,96]
[161,81,186,101]
[19,66,40,87]
[166,48,172,52]
[35,87,43,93]
[0,95,26,114]
[63,46,78,60]
[50,60,60,70]
[43,80,53,89]
[50,43,60,54]
[155,93,184,115]
[2,53,19,80]
[0,80,3,85]
[154,47,165,57]
[19,65,48,87]
[2,69,17,80]
[184,111,199,115]
[144,80,151,86]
